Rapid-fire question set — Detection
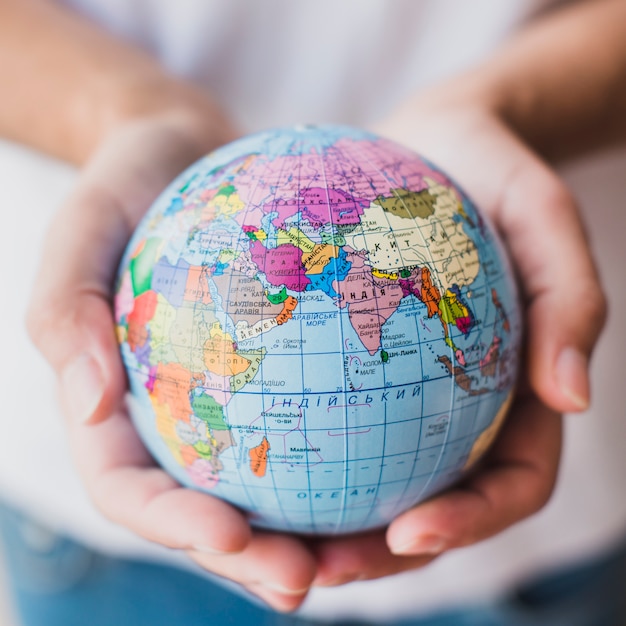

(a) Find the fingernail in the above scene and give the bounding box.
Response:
[556,347,589,411]
[315,573,360,587]
[390,534,446,556]
[191,544,232,555]
[61,353,104,423]
[260,582,310,596]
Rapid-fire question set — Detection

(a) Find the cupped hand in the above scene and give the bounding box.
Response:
[25,111,316,612]
[24,94,608,606]
[311,96,606,586]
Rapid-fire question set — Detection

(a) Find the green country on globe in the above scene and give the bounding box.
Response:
[114,125,521,535]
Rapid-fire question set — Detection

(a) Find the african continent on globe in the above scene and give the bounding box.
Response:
[114,125,521,535]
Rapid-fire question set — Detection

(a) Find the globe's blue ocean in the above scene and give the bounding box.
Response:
[115,126,521,534]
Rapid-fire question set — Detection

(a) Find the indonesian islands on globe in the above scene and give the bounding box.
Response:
[114,125,521,535]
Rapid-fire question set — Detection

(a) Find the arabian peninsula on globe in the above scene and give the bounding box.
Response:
[114,125,521,535]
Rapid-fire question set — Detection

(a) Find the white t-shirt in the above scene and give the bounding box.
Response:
[2,0,625,621]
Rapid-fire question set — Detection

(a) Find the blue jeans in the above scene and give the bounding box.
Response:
[1,503,625,626]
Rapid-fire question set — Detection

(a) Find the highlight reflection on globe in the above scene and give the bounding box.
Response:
[114,125,521,535]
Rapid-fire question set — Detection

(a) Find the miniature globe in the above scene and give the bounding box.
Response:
[114,125,521,535]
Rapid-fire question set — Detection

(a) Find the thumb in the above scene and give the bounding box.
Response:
[499,157,607,412]
[414,113,608,413]
[26,184,130,425]
[25,115,233,425]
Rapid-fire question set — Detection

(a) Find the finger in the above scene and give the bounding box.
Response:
[26,182,140,424]
[189,533,317,612]
[25,118,219,425]
[312,531,435,587]
[440,117,608,413]
[378,111,607,413]
[495,151,607,412]
[72,407,251,554]
[386,394,561,555]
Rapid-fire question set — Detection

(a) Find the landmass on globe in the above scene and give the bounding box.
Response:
[115,125,521,534]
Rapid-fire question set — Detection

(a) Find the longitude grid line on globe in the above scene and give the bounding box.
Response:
[335,141,389,530]
[261,138,301,531]
[294,135,316,532]
[316,136,351,534]
[214,146,265,523]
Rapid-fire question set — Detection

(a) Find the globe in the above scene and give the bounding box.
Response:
[114,125,521,535]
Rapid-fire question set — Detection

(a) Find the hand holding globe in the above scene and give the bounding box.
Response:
[26,100,603,610]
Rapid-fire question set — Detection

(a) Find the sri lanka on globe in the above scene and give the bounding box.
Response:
[114,125,521,535]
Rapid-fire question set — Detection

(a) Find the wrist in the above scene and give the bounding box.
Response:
[75,73,237,164]
[0,0,237,164]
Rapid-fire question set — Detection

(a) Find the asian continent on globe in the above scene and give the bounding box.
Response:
[114,125,521,535]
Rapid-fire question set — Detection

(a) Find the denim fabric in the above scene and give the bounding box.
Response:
[1,503,625,626]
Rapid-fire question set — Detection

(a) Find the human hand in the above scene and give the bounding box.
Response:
[25,111,317,612]
[311,93,607,586]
